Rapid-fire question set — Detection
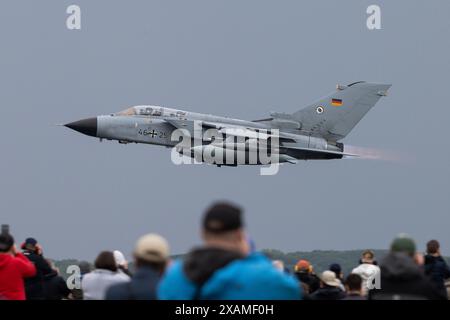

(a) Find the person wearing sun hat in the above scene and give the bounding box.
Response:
[309,270,346,300]
[369,233,446,300]
[106,233,170,300]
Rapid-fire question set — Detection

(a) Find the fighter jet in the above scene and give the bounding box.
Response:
[64,81,391,166]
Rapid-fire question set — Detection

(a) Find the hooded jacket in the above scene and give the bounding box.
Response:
[158,247,301,300]
[424,254,450,298]
[352,263,380,294]
[0,253,36,300]
[369,252,446,300]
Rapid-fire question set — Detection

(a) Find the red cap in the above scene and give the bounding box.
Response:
[295,259,311,272]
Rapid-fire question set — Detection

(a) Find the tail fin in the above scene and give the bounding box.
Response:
[292,81,391,141]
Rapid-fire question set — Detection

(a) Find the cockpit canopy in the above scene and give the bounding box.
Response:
[115,105,185,118]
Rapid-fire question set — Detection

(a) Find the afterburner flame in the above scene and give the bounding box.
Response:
[344,145,407,163]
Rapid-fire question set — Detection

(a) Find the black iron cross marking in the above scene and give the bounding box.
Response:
[149,129,157,138]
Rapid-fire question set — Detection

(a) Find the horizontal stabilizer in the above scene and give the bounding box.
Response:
[279,154,298,164]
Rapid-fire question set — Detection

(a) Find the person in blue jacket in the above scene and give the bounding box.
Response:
[158,202,301,300]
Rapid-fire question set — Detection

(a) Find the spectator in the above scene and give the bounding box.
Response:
[330,263,343,281]
[352,249,380,295]
[294,259,320,295]
[81,251,130,300]
[43,259,71,300]
[342,274,365,300]
[0,233,36,300]
[272,260,291,274]
[71,261,92,300]
[158,202,301,300]
[106,234,170,300]
[369,234,445,300]
[79,261,92,275]
[424,240,450,299]
[329,263,345,291]
[114,250,132,277]
[22,237,53,300]
[309,270,346,300]
[272,260,285,272]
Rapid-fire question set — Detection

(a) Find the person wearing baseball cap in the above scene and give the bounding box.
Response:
[329,263,343,281]
[309,270,346,300]
[294,259,320,295]
[329,263,345,291]
[369,234,446,300]
[21,237,53,300]
[158,201,301,300]
[106,233,170,300]
[295,259,311,273]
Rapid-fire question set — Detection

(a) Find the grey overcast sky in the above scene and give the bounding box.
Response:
[1,0,449,261]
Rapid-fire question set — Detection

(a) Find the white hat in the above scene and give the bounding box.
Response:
[134,233,170,263]
[320,270,341,287]
[113,250,127,267]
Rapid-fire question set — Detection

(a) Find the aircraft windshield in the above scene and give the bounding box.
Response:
[115,106,186,118]
[116,107,137,116]
[115,106,164,117]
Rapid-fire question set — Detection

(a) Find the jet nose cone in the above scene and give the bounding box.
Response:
[65,117,98,137]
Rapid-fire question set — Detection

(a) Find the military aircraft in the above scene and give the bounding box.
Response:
[64,81,390,166]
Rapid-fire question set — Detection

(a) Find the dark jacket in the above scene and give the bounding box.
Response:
[424,255,450,299]
[295,272,320,294]
[23,250,53,300]
[105,267,160,300]
[369,252,446,300]
[309,285,346,300]
[43,271,71,300]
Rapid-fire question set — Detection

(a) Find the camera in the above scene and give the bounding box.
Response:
[0,224,13,252]
[1,224,9,236]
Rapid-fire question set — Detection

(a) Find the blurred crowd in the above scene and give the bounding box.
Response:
[0,202,449,300]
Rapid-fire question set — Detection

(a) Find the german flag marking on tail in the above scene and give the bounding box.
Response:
[331,98,343,106]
